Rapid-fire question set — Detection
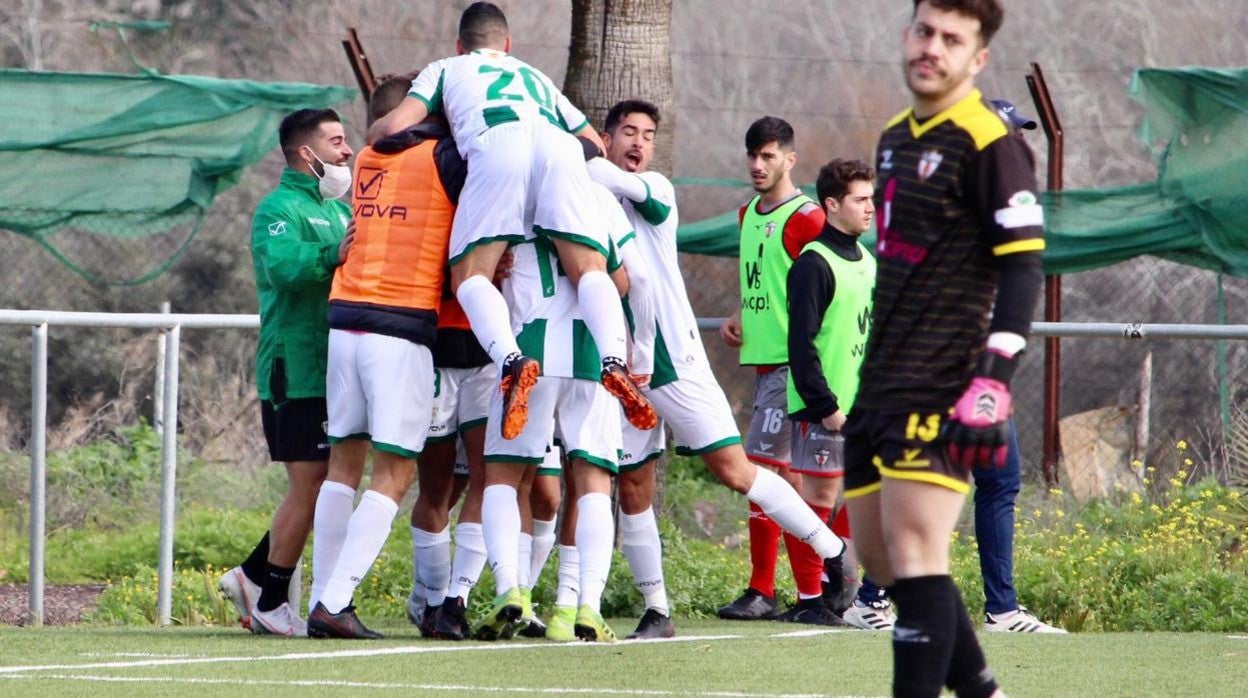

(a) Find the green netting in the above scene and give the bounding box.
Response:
[678,67,1248,272]
[0,69,355,284]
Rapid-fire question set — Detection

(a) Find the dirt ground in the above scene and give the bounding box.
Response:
[0,584,104,626]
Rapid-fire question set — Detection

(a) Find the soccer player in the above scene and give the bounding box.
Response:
[588,102,849,632]
[305,84,466,640]
[716,116,835,620]
[783,158,877,627]
[843,1,1044,695]
[369,1,656,438]
[220,108,352,637]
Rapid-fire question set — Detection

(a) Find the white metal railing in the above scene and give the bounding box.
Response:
[4,308,1248,627]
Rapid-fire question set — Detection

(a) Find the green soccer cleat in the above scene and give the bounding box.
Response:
[545,605,578,642]
[471,587,524,641]
[574,604,617,643]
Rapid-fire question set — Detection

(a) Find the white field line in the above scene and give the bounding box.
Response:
[771,629,852,638]
[0,633,746,676]
[79,652,199,658]
[0,673,855,698]
[1228,635,1248,640]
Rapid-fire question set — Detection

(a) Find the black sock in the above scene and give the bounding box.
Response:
[257,563,296,613]
[946,589,999,698]
[239,532,271,586]
[890,575,958,698]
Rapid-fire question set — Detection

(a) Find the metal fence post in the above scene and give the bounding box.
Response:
[28,323,48,627]
[154,301,170,434]
[156,323,181,625]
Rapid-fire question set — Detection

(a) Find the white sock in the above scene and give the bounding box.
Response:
[619,508,669,616]
[447,522,487,601]
[412,525,452,607]
[529,517,557,586]
[517,532,534,589]
[457,275,521,366]
[746,466,845,559]
[310,480,355,613]
[482,484,521,594]
[575,492,615,613]
[319,489,399,614]
[575,270,628,364]
[556,544,580,608]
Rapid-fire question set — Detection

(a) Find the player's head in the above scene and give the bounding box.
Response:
[368,73,420,126]
[903,0,1003,104]
[457,2,510,54]
[744,116,796,195]
[602,99,660,173]
[816,158,875,236]
[279,108,351,174]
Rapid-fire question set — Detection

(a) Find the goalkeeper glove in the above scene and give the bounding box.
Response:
[942,349,1017,470]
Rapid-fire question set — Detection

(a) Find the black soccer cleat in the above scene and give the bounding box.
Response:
[774,597,849,626]
[419,603,440,638]
[433,596,471,641]
[306,602,383,640]
[717,588,779,620]
[824,576,860,616]
[627,608,676,640]
[821,551,847,606]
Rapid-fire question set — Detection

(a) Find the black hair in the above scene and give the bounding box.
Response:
[744,115,794,154]
[604,99,661,133]
[369,73,418,126]
[459,2,509,50]
[816,158,875,204]
[913,0,1004,46]
[279,109,341,165]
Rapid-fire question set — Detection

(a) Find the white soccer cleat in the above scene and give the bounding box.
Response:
[984,607,1067,634]
[251,602,308,637]
[218,566,261,628]
[842,598,896,631]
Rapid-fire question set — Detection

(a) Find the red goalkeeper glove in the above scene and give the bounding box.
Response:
[943,349,1017,470]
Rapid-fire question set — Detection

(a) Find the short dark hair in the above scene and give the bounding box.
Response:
[604,99,661,134]
[913,0,1004,45]
[459,2,509,50]
[816,158,875,204]
[279,109,340,165]
[744,115,794,154]
[369,72,419,126]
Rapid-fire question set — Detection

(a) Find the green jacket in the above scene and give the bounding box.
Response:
[250,168,350,402]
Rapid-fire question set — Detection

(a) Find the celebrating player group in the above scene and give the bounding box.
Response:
[221,1,1045,696]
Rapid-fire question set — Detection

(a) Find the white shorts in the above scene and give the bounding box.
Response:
[428,364,494,444]
[449,123,610,265]
[650,371,741,456]
[326,329,434,457]
[621,418,665,471]
[484,375,622,473]
[536,444,563,477]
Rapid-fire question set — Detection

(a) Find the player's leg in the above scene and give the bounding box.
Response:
[410,436,456,634]
[517,450,561,638]
[436,424,488,641]
[251,457,327,635]
[547,460,580,642]
[618,447,675,639]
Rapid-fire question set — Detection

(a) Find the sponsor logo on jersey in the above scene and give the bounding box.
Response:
[355,167,386,201]
[307,217,332,227]
[879,149,893,171]
[917,149,943,181]
[764,221,777,238]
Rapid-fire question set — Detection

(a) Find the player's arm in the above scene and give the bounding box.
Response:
[368,96,428,145]
[944,134,1045,468]
[617,234,656,376]
[782,202,826,260]
[251,204,343,290]
[786,251,841,421]
[585,160,674,227]
[574,123,605,155]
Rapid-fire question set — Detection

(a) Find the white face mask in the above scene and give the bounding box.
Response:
[304,147,352,200]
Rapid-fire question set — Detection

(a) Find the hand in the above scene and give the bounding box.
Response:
[719,309,743,348]
[821,410,847,432]
[942,376,1012,469]
[337,220,356,264]
[492,249,515,285]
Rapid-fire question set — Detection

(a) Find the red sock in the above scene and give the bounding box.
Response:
[831,504,852,538]
[785,503,832,598]
[747,502,780,597]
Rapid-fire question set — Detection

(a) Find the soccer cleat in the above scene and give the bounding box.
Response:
[573,605,617,643]
[546,605,578,642]
[419,604,441,638]
[405,588,426,626]
[601,358,658,430]
[471,587,524,641]
[250,602,308,637]
[306,602,383,640]
[433,596,471,641]
[627,608,676,640]
[217,566,261,629]
[984,606,1067,634]
[717,588,779,620]
[821,551,847,608]
[842,598,896,631]
[500,354,541,439]
[774,597,848,626]
[824,575,859,616]
[516,587,547,638]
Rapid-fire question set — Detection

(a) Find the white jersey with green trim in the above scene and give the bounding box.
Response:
[612,171,711,389]
[408,49,589,157]
[504,184,633,381]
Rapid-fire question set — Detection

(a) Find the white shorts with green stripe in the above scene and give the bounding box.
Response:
[326,329,434,458]
[622,372,742,464]
[484,375,621,473]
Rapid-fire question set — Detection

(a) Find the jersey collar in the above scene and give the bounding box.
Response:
[902,88,984,140]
